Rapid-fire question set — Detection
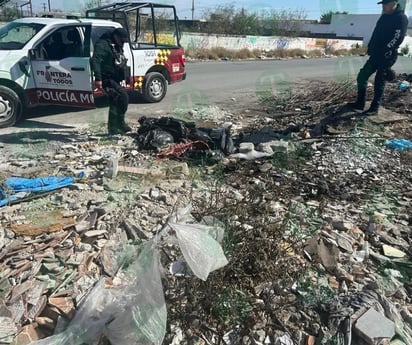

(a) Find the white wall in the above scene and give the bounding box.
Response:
[180,33,362,52]
[179,2,412,55]
[300,0,412,45]
[302,14,380,45]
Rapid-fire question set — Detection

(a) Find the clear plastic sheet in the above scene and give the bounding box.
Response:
[30,206,228,344]
[31,244,166,345]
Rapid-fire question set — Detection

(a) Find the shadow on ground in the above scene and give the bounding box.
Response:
[20,91,145,122]
[0,129,96,146]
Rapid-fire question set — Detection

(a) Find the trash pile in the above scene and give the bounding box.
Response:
[0,137,233,344]
[0,79,411,344]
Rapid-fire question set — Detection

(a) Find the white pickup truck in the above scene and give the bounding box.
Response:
[0,2,186,128]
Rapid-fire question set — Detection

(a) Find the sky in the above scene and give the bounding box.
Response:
[25,0,411,20]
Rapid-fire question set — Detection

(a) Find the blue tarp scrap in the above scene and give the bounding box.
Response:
[385,138,412,151]
[0,176,75,207]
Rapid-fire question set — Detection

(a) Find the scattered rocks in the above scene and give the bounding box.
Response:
[0,79,411,344]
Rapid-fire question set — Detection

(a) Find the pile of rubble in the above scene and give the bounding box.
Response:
[0,80,411,345]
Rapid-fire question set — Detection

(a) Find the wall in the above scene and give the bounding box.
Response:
[303,14,380,45]
[303,12,412,46]
[180,33,362,52]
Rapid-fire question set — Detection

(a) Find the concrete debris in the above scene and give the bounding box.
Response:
[355,308,396,344]
[382,244,407,258]
[0,79,411,344]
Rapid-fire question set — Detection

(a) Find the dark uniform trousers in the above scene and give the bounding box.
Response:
[103,79,129,134]
[356,57,395,110]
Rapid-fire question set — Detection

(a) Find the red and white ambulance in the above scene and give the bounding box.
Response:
[0,2,186,128]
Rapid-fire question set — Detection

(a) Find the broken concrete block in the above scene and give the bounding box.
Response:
[382,245,406,259]
[0,317,18,343]
[256,142,274,155]
[355,308,395,345]
[11,324,42,345]
[267,140,289,153]
[239,142,255,153]
[332,220,353,232]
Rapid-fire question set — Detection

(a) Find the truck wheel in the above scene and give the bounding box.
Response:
[143,72,167,103]
[0,86,21,128]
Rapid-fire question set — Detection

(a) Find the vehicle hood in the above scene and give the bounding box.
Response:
[0,50,11,57]
[0,51,26,76]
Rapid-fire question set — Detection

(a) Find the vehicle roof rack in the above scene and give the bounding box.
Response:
[40,12,82,19]
[86,2,176,16]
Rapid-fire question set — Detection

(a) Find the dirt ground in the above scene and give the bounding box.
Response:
[1,77,411,345]
[160,78,412,344]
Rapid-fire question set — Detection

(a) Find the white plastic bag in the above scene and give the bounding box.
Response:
[169,222,228,281]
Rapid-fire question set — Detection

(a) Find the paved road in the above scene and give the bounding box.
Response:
[2,56,412,131]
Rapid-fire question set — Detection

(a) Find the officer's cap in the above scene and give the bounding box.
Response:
[113,28,129,42]
[377,0,397,4]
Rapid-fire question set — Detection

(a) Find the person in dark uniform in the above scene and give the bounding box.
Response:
[92,27,132,135]
[350,0,408,114]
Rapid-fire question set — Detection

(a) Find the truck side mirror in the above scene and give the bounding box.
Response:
[29,47,47,60]
[18,58,30,76]
[29,49,37,59]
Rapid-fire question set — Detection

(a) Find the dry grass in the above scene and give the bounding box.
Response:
[185,46,366,60]
[330,46,366,56]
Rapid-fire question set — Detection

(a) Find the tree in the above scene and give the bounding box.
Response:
[200,4,307,36]
[232,8,259,36]
[320,11,348,24]
[202,5,259,35]
[0,5,20,21]
[258,9,307,36]
[82,0,110,12]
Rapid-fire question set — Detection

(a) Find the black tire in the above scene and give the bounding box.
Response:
[143,72,167,103]
[0,85,21,128]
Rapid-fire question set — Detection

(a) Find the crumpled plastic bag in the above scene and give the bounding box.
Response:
[230,150,272,160]
[105,243,166,345]
[30,243,166,345]
[168,214,228,281]
[0,176,75,207]
[385,138,412,151]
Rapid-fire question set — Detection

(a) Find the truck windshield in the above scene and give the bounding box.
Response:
[0,22,45,50]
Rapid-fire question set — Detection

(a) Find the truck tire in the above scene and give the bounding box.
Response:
[0,85,21,128]
[143,72,167,103]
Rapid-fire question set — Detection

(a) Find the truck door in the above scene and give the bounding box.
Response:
[29,23,95,108]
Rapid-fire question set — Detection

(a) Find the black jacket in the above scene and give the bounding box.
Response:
[367,5,408,65]
[92,34,128,83]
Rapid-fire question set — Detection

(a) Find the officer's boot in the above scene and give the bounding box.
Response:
[365,100,380,115]
[365,83,384,115]
[108,108,123,135]
[349,88,366,111]
[119,112,132,133]
[365,71,387,115]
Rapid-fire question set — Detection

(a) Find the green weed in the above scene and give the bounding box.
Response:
[298,270,336,309]
[282,200,323,241]
[211,287,253,326]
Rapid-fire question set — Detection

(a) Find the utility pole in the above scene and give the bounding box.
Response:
[48,0,50,11]
[191,0,194,20]
[42,2,46,12]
